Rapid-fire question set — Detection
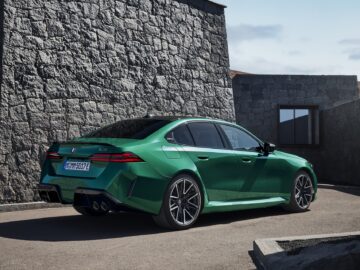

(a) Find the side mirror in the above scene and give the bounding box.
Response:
[263,142,276,154]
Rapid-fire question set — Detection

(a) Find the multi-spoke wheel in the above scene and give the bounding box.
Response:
[153,174,202,229]
[284,171,314,212]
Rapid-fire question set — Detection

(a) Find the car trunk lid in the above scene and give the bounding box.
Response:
[47,138,140,178]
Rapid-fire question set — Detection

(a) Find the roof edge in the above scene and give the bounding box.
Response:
[175,0,226,15]
[207,0,227,8]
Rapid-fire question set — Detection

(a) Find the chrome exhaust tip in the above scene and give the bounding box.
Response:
[100,201,109,212]
[92,201,100,211]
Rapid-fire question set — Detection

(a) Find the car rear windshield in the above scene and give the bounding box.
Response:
[83,119,171,139]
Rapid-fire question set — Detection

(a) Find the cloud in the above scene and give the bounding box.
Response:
[227,24,282,43]
[228,54,342,76]
[349,52,360,60]
[229,56,311,75]
[342,48,360,61]
[339,39,360,45]
[298,37,311,43]
[339,39,360,60]
[284,65,320,74]
[288,50,301,56]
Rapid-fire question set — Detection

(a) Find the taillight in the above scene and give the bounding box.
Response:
[90,152,143,163]
[47,152,62,160]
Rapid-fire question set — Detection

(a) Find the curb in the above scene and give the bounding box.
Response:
[253,231,360,270]
[0,202,70,213]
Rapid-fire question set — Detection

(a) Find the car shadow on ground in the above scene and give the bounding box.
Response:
[0,206,289,242]
[318,184,360,197]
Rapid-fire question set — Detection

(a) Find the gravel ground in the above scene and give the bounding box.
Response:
[269,236,360,270]
[278,236,360,255]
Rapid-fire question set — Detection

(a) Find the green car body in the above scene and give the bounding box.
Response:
[39,117,317,222]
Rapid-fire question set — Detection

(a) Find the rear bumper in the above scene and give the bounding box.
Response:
[37,184,143,213]
[38,184,63,203]
[39,162,169,215]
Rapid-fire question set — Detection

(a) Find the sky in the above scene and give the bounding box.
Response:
[218,0,360,78]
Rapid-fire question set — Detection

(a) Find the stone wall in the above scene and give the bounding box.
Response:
[0,0,234,203]
[232,74,360,184]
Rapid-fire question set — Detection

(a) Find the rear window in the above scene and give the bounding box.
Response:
[84,119,171,139]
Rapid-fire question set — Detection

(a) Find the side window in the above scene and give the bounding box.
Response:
[220,125,260,151]
[187,122,224,149]
[166,125,195,146]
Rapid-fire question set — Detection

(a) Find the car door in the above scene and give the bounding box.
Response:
[181,121,248,202]
[219,124,285,199]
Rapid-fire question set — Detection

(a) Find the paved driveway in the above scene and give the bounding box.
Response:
[0,186,359,270]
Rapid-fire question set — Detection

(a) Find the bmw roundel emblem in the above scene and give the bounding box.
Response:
[71,147,76,153]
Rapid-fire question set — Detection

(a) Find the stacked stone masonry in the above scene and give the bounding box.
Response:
[0,0,235,203]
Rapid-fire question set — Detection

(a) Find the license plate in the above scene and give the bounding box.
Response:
[64,161,91,171]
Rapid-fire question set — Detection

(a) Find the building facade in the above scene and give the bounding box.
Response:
[0,0,235,203]
[232,74,360,185]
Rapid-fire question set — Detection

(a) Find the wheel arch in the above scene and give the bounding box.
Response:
[298,167,316,183]
[298,167,318,200]
[172,169,209,210]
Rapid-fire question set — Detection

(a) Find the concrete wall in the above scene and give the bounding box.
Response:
[321,99,360,185]
[232,74,360,184]
[0,0,234,203]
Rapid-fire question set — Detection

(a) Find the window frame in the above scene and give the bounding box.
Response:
[187,121,226,150]
[165,124,195,147]
[217,123,263,152]
[277,105,320,148]
[165,121,227,150]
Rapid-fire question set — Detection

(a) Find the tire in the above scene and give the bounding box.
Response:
[153,174,203,230]
[284,170,314,212]
[73,205,109,216]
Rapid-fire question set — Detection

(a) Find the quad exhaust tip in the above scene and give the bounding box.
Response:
[100,201,109,212]
[92,201,100,211]
[92,200,109,212]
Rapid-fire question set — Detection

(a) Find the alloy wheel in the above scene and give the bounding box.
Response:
[169,178,201,226]
[294,174,313,209]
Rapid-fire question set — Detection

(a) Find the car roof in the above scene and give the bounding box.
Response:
[142,115,196,121]
[142,115,229,123]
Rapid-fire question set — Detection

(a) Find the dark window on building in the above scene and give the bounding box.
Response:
[166,125,195,146]
[220,124,260,151]
[187,122,225,149]
[84,119,171,139]
[279,106,319,145]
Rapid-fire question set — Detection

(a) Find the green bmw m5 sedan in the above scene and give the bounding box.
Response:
[38,116,317,229]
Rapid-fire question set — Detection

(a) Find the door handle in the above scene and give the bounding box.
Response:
[241,158,252,163]
[197,156,209,160]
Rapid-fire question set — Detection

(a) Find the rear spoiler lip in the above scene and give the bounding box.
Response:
[52,141,116,147]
